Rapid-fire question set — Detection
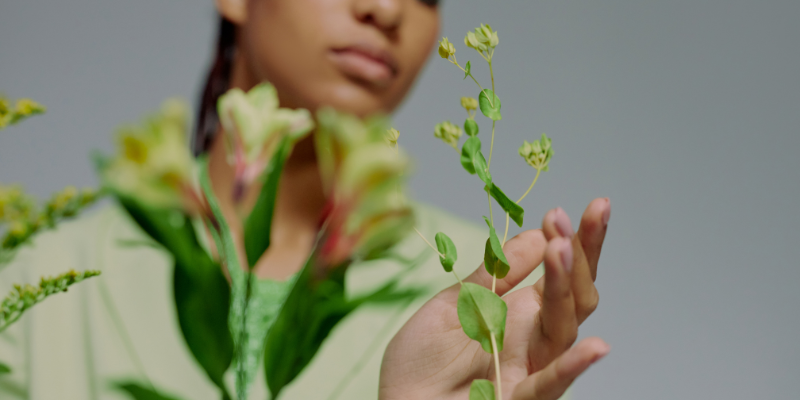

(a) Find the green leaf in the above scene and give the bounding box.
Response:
[0,361,10,375]
[435,232,457,272]
[244,137,292,268]
[461,136,482,175]
[469,379,497,400]
[484,238,510,280]
[464,119,479,137]
[264,254,423,398]
[115,382,185,400]
[457,282,507,353]
[464,60,472,79]
[481,216,510,279]
[486,184,524,227]
[473,151,492,186]
[478,89,502,121]
[200,160,293,399]
[113,194,233,399]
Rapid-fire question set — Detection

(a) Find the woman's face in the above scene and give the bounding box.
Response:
[223,0,440,116]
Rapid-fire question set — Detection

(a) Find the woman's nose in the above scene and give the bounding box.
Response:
[352,0,403,34]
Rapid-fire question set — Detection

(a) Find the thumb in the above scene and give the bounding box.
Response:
[511,337,610,400]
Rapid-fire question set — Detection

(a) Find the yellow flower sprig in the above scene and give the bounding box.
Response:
[0,185,99,253]
[0,95,46,130]
[0,269,101,332]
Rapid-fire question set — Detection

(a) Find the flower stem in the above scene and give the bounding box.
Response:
[490,332,503,400]
[414,228,445,258]
[488,120,496,167]
[451,56,484,91]
[516,169,541,204]
[502,212,510,246]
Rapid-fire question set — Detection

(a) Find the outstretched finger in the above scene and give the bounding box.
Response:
[576,197,611,281]
[464,229,548,296]
[512,337,610,400]
[528,237,577,369]
[541,202,605,323]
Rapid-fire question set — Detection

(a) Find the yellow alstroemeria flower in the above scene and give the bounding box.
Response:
[314,108,414,266]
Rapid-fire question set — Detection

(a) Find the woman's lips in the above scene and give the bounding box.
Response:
[329,45,398,88]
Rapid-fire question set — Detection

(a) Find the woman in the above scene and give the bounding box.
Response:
[0,0,611,399]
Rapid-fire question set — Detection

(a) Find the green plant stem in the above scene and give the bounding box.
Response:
[502,213,510,246]
[327,299,414,400]
[490,332,503,400]
[414,228,463,286]
[487,51,497,165]
[488,121,496,167]
[516,169,542,204]
[414,228,445,259]
[451,56,484,91]
[452,270,464,286]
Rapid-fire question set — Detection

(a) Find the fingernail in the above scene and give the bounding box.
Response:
[559,239,573,273]
[601,198,611,227]
[591,344,611,363]
[554,207,575,238]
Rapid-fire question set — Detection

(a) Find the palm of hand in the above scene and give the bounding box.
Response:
[380,199,612,400]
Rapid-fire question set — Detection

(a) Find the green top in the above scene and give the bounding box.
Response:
[0,202,565,400]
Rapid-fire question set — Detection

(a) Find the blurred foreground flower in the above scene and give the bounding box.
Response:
[314,109,414,266]
[217,83,314,197]
[101,99,204,214]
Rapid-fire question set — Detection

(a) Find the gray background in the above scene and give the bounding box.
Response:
[1,0,799,398]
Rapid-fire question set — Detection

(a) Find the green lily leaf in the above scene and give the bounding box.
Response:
[485,184,524,227]
[473,151,492,186]
[470,379,497,400]
[481,216,510,279]
[435,232,457,272]
[0,361,10,375]
[464,60,472,80]
[457,282,507,353]
[114,193,233,400]
[461,136,482,175]
[115,382,185,400]
[264,253,424,398]
[244,136,292,268]
[478,89,502,121]
[464,119,479,137]
[200,160,295,400]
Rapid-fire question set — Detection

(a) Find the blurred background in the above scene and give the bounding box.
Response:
[1,0,798,398]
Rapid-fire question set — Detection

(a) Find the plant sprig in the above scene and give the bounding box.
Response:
[422,23,556,400]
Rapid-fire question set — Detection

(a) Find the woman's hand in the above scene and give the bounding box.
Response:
[379,198,611,400]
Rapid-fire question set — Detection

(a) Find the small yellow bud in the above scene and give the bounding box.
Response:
[385,128,400,147]
[460,97,478,111]
[438,37,456,59]
[434,121,463,149]
[14,99,46,116]
[518,134,554,172]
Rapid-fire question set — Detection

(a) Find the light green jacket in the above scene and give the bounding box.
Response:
[0,202,564,400]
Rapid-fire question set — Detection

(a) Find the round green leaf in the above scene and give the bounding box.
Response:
[478,89,502,121]
[484,235,510,279]
[469,379,496,400]
[460,136,482,175]
[435,232,457,272]
[464,119,479,137]
[457,282,507,353]
[473,152,492,186]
